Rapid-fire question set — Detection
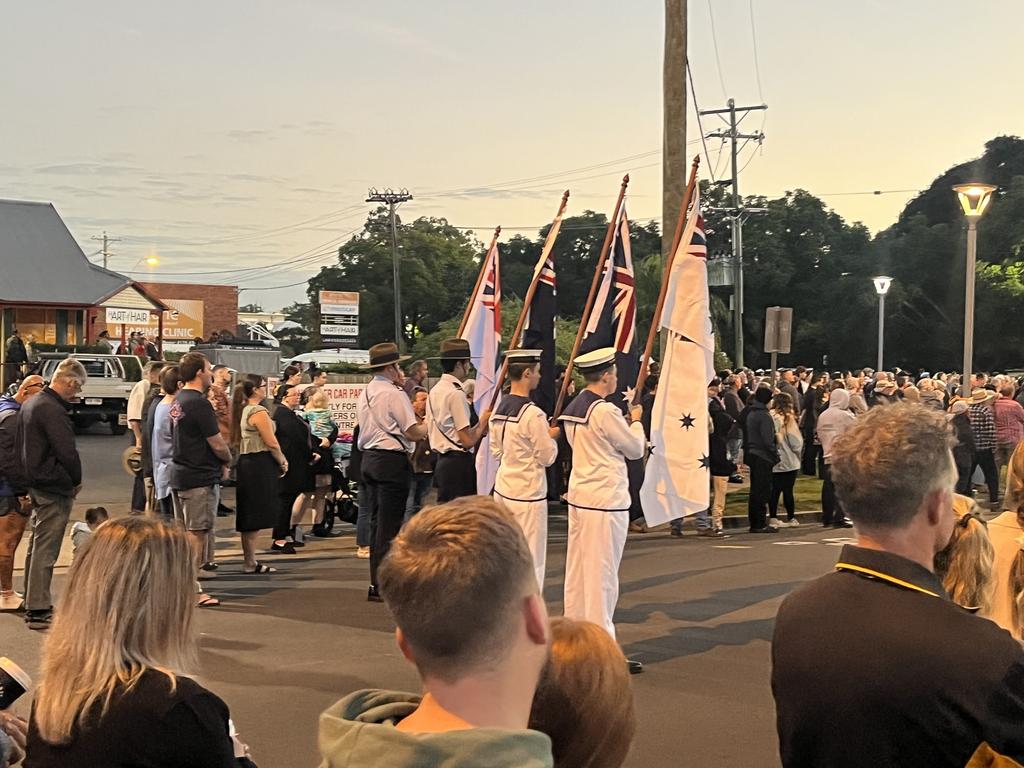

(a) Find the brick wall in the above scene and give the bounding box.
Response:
[140,282,239,339]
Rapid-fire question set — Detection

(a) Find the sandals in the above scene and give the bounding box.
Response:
[197,594,220,608]
[243,562,277,575]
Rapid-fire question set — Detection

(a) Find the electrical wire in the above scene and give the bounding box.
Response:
[687,58,716,183]
[748,0,765,102]
[707,0,729,97]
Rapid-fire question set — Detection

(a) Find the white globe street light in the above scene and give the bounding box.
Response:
[872,276,893,372]
[953,183,996,397]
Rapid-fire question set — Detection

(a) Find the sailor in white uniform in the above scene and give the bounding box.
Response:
[559,347,646,651]
[490,349,560,590]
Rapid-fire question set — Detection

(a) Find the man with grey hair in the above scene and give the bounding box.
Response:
[15,357,86,629]
[402,359,428,398]
[772,403,1024,766]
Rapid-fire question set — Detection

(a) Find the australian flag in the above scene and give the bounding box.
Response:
[523,254,557,416]
[580,205,639,415]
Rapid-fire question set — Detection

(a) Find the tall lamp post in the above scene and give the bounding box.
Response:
[872,276,892,372]
[953,183,997,398]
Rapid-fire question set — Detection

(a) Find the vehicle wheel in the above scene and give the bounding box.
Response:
[110,421,128,436]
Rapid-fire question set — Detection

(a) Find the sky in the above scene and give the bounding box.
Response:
[1,0,1021,311]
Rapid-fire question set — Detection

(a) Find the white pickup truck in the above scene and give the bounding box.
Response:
[37,353,144,435]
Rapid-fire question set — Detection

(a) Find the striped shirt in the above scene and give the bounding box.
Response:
[968,403,997,451]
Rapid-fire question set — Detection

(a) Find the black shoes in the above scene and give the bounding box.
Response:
[270,542,297,554]
[367,586,384,603]
[728,473,744,484]
[670,527,684,538]
[749,526,779,534]
[216,503,234,517]
[832,519,854,529]
[26,609,52,630]
[627,659,644,674]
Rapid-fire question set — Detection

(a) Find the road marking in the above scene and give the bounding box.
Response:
[773,541,817,546]
[713,545,752,549]
[823,537,857,545]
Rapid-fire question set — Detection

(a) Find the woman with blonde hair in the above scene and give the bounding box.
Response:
[933,495,994,613]
[768,392,803,529]
[25,516,249,766]
[529,618,636,768]
[987,445,1024,638]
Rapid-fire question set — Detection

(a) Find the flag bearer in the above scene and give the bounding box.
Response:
[426,338,490,502]
[490,349,561,590]
[559,347,645,668]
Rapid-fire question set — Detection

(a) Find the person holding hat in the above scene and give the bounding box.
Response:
[356,343,428,602]
[490,350,561,591]
[967,388,1000,507]
[426,338,491,503]
[558,347,645,664]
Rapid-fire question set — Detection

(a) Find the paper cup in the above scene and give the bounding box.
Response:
[0,657,31,709]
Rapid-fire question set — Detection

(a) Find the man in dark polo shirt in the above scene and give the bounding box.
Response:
[772,402,1024,767]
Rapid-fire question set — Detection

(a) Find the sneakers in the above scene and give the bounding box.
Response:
[670,526,684,538]
[767,517,783,530]
[367,585,384,603]
[356,546,371,559]
[0,590,23,612]
[785,518,800,528]
[25,609,52,630]
[628,520,648,534]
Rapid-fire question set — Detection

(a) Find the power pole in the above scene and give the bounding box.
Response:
[662,0,688,364]
[91,231,121,270]
[700,98,766,368]
[366,188,413,350]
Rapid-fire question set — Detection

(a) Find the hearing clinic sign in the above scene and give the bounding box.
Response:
[120,300,205,341]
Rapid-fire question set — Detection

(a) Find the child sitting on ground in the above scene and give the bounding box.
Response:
[70,507,108,559]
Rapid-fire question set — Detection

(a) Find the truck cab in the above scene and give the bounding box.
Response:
[37,353,143,435]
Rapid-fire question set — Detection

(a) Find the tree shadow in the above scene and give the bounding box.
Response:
[622,617,777,663]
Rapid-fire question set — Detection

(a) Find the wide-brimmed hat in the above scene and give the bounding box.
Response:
[360,342,410,370]
[122,446,143,476]
[969,388,997,404]
[430,338,472,361]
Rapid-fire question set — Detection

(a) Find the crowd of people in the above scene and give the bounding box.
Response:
[5,335,1024,765]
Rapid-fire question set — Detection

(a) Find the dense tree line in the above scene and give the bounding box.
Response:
[285,135,1024,372]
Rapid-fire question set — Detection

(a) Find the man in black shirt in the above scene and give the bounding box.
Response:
[170,352,231,606]
[772,402,1024,767]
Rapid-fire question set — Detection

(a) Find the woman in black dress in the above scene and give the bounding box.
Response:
[231,378,287,573]
[271,384,324,549]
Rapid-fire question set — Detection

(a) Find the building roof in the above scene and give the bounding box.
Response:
[0,199,165,310]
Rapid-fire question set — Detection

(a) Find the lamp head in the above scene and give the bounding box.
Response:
[145,255,160,267]
[953,183,996,218]
[873,276,893,296]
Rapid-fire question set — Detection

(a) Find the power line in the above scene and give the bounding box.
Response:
[706,0,728,96]
[748,0,765,101]
[687,57,716,183]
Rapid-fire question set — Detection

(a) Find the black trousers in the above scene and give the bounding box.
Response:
[434,452,476,503]
[131,471,147,513]
[747,455,773,530]
[627,458,645,522]
[970,448,999,503]
[821,464,845,526]
[770,470,798,520]
[362,450,412,588]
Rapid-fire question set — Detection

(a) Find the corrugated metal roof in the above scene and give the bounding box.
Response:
[0,199,152,306]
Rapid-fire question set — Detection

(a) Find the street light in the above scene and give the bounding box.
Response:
[953,182,997,397]
[872,276,893,371]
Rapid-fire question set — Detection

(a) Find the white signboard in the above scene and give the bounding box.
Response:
[321,383,367,437]
[320,324,359,336]
[321,302,359,315]
[106,308,153,325]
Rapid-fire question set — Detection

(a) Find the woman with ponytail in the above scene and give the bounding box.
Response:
[985,444,1024,638]
[230,377,289,572]
[934,495,994,613]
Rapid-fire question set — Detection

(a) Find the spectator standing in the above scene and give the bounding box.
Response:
[772,403,1024,768]
[967,389,1000,507]
[26,517,251,767]
[769,392,803,529]
[127,362,165,515]
[816,388,856,528]
[528,618,636,768]
[207,365,234,517]
[230,378,287,572]
[777,370,802,418]
[169,352,232,608]
[406,388,434,520]
[985,447,1024,639]
[147,366,182,521]
[2,330,27,391]
[745,386,778,534]
[0,375,44,611]
[933,495,994,613]
[94,330,113,354]
[143,335,159,361]
[993,382,1024,481]
[722,376,745,483]
[348,424,371,560]
[271,384,320,553]
[799,373,827,476]
[402,359,428,398]
[950,401,976,495]
[16,359,86,630]
[317,498,552,768]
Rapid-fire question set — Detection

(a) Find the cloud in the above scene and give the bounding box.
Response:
[227,128,275,142]
[35,162,142,176]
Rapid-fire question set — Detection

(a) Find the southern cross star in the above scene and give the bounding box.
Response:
[679,413,696,430]
[698,454,710,470]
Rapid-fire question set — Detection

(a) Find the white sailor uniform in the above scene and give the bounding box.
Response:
[426,373,476,502]
[490,394,558,590]
[559,389,646,638]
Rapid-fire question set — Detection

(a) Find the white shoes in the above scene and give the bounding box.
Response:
[768,517,800,529]
[356,546,370,559]
[0,590,23,611]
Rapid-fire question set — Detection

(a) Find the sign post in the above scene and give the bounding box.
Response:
[763,306,793,388]
[318,291,360,349]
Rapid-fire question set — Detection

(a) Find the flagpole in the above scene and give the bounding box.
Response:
[552,174,630,421]
[458,226,501,338]
[487,190,571,411]
[632,156,701,405]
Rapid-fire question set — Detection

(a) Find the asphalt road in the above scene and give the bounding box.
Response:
[3,431,850,767]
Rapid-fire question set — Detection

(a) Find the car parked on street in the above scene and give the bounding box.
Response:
[37,353,143,435]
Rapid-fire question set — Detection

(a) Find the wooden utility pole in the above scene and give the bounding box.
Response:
[663,0,687,361]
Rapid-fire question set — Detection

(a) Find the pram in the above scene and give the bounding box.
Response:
[311,444,358,537]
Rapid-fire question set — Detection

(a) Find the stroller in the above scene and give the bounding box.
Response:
[311,442,358,537]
